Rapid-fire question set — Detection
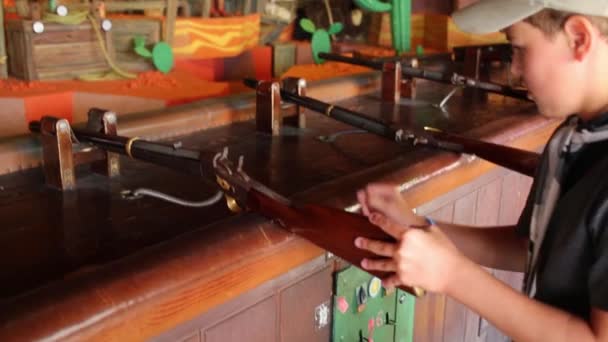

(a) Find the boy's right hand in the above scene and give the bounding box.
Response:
[356,183,427,227]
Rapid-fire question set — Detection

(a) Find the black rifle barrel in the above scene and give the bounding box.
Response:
[370,52,454,65]
[317,52,530,101]
[29,121,210,176]
[243,79,394,136]
[243,78,462,153]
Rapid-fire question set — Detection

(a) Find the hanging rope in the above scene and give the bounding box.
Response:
[86,14,137,79]
[40,9,138,80]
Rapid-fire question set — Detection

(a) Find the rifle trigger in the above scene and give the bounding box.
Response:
[225,195,242,213]
[216,176,232,192]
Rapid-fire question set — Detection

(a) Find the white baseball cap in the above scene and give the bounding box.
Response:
[453,0,608,34]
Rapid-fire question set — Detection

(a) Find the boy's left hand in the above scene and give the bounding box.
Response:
[355,213,467,294]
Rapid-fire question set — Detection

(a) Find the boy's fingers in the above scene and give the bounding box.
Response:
[361,258,397,272]
[366,184,400,209]
[357,190,370,216]
[354,237,396,257]
[369,212,407,239]
[382,274,401,291]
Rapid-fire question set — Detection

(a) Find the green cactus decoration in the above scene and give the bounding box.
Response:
[48,0,57,12]
[416,44,424,55]
[353,0,411,55]
[133,36,174,74]
[300,18,343,64]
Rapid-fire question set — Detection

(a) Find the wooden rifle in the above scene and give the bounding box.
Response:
[29,117,426,297]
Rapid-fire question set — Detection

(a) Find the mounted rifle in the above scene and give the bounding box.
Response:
[317,52,530,102]
[243,78,540,177]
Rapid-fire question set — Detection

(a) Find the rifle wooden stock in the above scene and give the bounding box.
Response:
[247,188,425,297]
[317,52,530,101]
[243,79,540,177]
[423,128,539,177]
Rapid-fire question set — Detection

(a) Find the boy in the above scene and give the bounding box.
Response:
[354,1,608,340]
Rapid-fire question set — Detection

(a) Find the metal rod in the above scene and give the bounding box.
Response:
[29,121,207,176]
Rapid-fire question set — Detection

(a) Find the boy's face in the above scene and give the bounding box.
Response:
[507,21,583,118]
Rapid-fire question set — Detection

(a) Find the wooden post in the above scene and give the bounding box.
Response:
[28,0,41,20]
[381,61,402,103]
[201,0,211,17]
[0,0,7,78]
[38,112,123,190]
[256,81,282,136]
[90,0,102,20]
[165,0,178,44]
[216,0,225,15]
[243,0,252,14]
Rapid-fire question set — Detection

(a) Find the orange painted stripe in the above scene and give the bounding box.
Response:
[24,92,73,123]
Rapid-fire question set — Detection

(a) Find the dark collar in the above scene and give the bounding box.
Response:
[580,112,608,131]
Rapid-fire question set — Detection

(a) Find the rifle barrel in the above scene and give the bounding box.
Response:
[317,52,530,101]
[244,78,463,153]
[370,52,453,64]
[29,120,209,176]
[243,78,398,139]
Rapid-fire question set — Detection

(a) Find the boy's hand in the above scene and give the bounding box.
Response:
[357,183,425,227]
[355,183,468,294]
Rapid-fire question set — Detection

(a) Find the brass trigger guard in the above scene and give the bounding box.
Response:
[224,195,242,213]
[215,176,242,213]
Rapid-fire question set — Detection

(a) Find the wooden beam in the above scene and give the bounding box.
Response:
[106,1,168,11]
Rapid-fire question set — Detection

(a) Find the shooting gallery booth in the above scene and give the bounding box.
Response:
[0,0,556,341]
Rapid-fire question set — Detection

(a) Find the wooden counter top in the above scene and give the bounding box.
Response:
[0,73,557,341]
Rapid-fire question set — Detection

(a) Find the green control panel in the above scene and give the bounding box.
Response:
[333,266,415,342]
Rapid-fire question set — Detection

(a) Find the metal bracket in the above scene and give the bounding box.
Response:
[462,46,489,102]
[87,108,120,178]
[255,80,283,135]
[39,109,121,190]
[256,78,308,135]
[281,77,307,128]
[40,117,76,190]
[401,59,418,100]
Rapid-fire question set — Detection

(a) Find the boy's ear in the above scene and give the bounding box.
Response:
[563,15,594,61]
